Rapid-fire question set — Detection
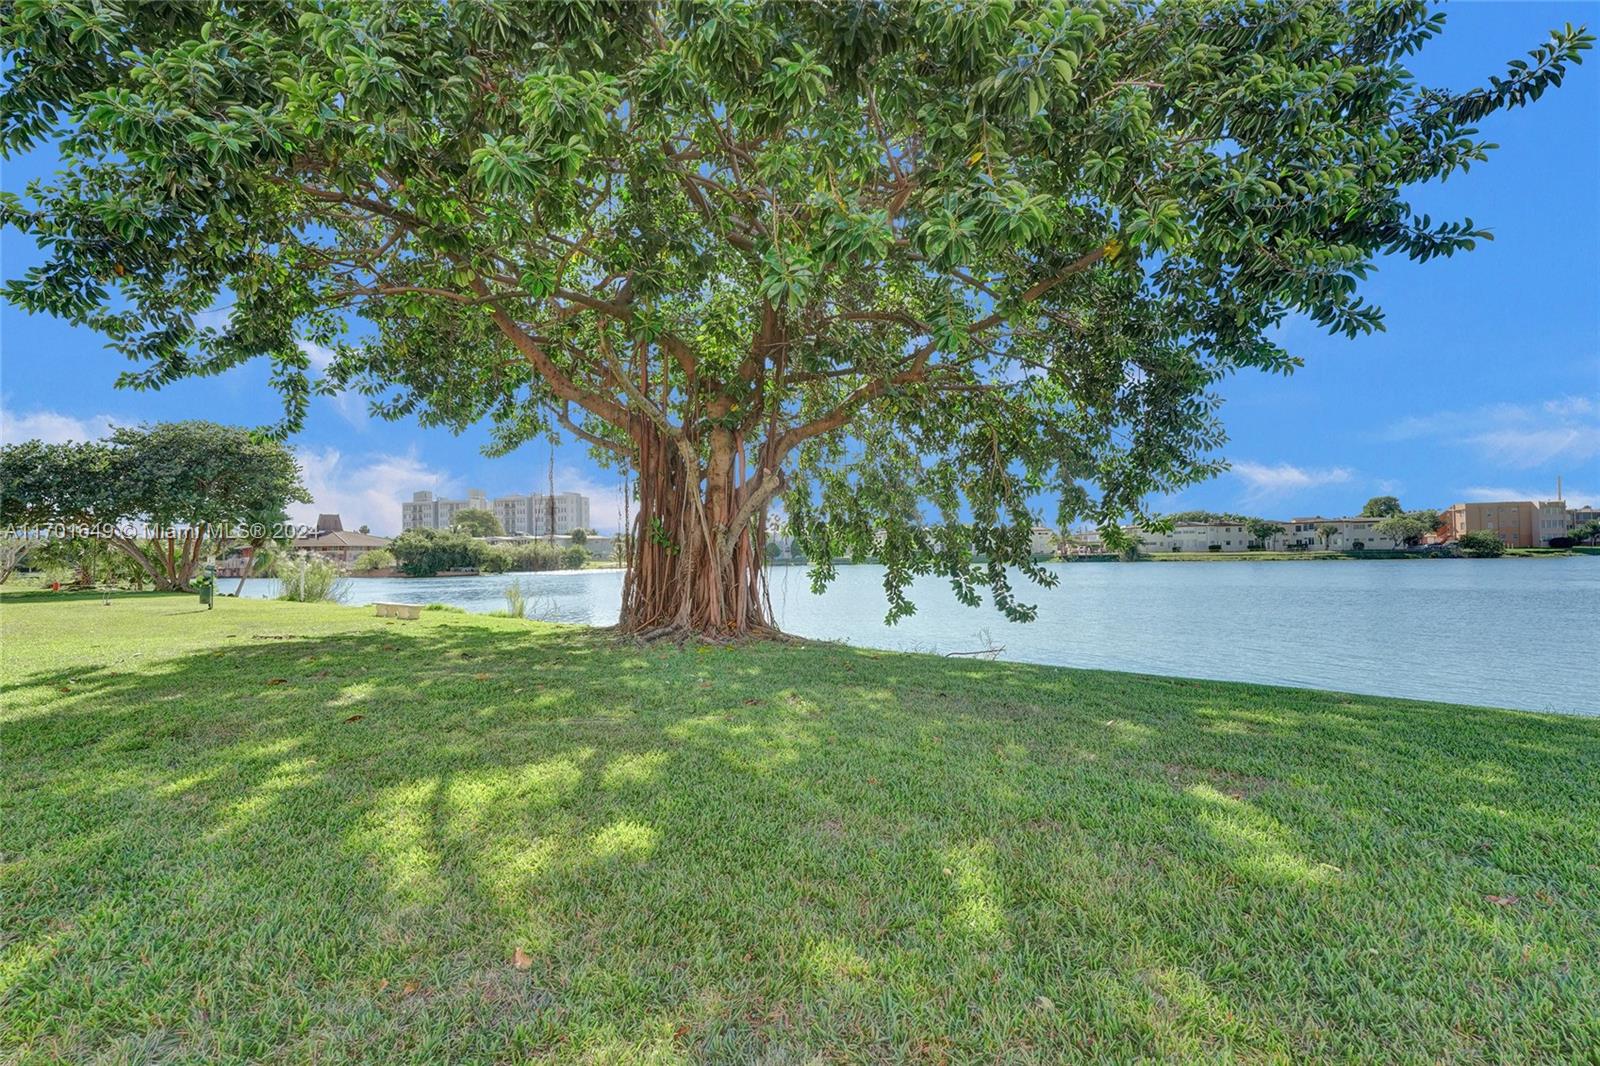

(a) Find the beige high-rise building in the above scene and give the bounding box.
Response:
[1439,500,1569,548]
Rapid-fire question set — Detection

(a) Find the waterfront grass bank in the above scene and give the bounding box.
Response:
[3,591,1597,1061]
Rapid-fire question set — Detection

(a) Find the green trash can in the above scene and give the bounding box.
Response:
[197,564,216,609]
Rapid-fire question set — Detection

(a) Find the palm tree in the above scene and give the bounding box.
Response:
[233,507,292,596]
[1317,524,1339,551]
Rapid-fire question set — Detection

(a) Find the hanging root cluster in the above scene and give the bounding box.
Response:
[617,417,777,643]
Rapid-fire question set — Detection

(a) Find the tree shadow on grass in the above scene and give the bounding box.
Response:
[3,614,1599,1062]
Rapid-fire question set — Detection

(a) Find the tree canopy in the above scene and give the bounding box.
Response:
[1375,509,1440,549]
[0,421,308,590]
[451,508,505,538]
[1361,495,1403,517]
[1,1,1588,634]
[1457,529,1506,557]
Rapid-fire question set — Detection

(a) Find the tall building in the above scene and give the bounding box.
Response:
[491,491,590,536]
[401,489,590,535]
[401,489,489,531]
[1439,499,1570,548]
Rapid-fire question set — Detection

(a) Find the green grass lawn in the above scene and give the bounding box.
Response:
[3,591,1597,1063]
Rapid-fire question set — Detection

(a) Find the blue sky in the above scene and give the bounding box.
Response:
[2,2,1597,534]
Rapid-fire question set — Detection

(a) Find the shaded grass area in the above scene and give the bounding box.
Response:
[2,591,1597,1063]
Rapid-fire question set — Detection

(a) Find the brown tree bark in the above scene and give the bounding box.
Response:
[616,417,776,640]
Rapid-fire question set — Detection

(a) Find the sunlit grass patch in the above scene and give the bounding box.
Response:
[1,590,1597,1062]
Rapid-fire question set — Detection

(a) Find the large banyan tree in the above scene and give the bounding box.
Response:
[1,2,1588,637]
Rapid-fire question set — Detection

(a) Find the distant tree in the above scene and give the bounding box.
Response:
[0,423,308,591]
[561,546,590,570]
[1165,510,1250,525]
[32,533,114,589]
[1571,519,1600,546]
[0,534,38,584]
[231,505,292,596]
[357,524,371,535]
[390,528,490,577]
[451,509,504,538]
[1247,519,1285,549]
[1361,496,1403,518]
[1375,511,1436,549]
[3,4,1587,637]
[353,548,396,572]
[1317,524,1340,551]
[568,528,589,546]
[1458,530,1506,557]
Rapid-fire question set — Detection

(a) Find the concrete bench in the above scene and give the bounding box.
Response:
[374,601,422,620]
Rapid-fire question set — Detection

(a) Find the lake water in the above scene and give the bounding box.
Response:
[237,558,1599,715]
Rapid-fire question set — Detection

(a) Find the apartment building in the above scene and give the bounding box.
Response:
[401,489,490,531]
[1068,515,1405,554]
[492,491,590,536]
[1440,500,1564,548]
[401,489,590,535]
[1281,516,1403,551]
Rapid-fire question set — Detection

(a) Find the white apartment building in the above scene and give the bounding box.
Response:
[1070,515,1405,554]
[401,489,591,535]
[401,489,490,531]
[1535,500,1572,545]
[1281,516,1403,551]
[492,491,590,536]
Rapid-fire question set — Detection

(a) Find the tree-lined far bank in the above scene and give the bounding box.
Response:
[2,3,1588,636]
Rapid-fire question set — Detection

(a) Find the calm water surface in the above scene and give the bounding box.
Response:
[238,558,1599,715]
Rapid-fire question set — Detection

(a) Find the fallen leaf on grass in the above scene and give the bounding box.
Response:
[473,672,493,680]
[344,714,365,723]
[1486,894,1520,907]
[266,678,288,686]
[402,980,420,995]
[742,698,762,706]
[512,946,532,970]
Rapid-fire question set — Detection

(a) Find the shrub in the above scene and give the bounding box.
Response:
[390,528,489,576]
[482,540,575,573]
[504,579,528,619]
[1351,541,1365,551]
[1549,536,1575,549]
[422,603,464,612]
[1457,530,1506,557]
[353,548,394,571]
[1207,544,1222,552]
[273,553,348,602]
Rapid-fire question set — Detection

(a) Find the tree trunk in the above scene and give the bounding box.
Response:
[234,545,256,597]
[616,418,775,640]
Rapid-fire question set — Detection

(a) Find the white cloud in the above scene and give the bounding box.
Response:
[299,339,337,373]
[1382,395,1600,469]
[0,406,130,445]
[296,340,371,430]
[192,306,235,332]
[290,446,458,536]
[1469,427,1596,468]
[1230,460,1353,500]
[1462,485,1600,507]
